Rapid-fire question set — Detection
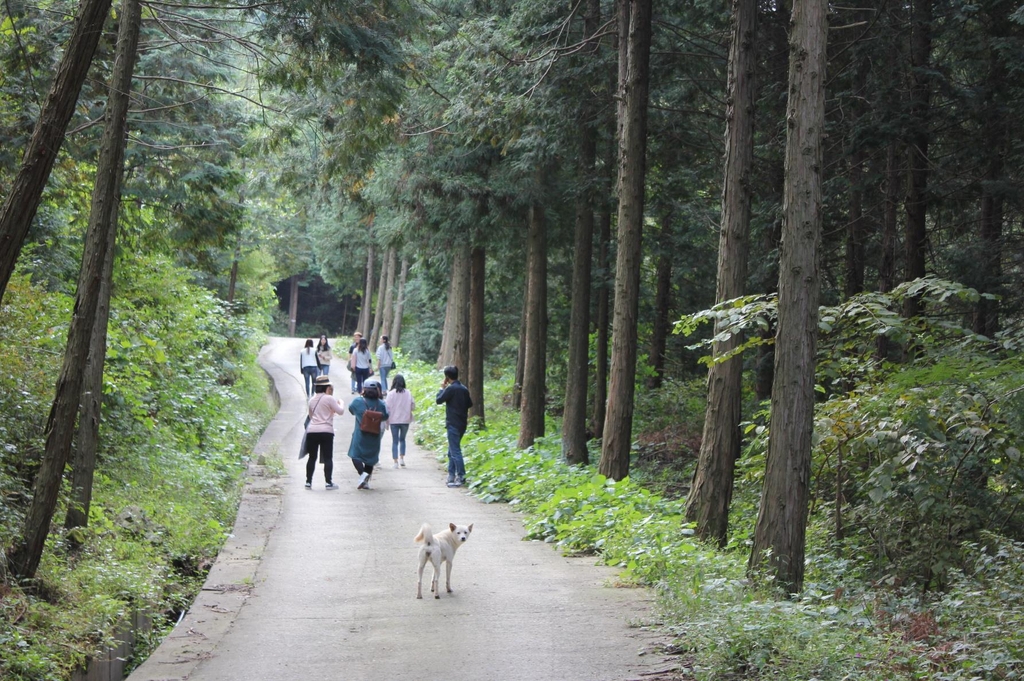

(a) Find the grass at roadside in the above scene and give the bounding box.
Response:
[396,358,1024,681]
[0,266,277,681]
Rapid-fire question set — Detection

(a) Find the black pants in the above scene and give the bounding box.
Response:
[351,459,374,476]
[305,432,334,484]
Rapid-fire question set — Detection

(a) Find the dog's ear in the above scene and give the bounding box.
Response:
[449,522,456,532]
[467,524,473,533]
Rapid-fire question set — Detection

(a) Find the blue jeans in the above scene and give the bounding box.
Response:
[390,423,409,459]
[378,366,390,392]
[301,366,318,396]
[320,364,330,375]
[354,367,370,392]
[446,425,466,480]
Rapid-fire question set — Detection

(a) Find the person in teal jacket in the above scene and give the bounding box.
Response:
[347,378,389,490]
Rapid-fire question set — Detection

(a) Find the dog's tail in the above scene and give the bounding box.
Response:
[414,523,435,546]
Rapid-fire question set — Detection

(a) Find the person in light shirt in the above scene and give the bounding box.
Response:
[384,374,415,469]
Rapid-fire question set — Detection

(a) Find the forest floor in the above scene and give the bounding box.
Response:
[126,337,687,681]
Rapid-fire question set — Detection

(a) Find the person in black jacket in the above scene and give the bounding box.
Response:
[436,365,473,487]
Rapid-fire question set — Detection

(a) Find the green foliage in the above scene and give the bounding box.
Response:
[0,256,274,681]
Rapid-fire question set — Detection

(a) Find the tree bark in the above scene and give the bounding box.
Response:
[370,247,390,344]
[973,44,1006,338]
[468,245,486,424]
[358,243,375,336]
[392,258,409,347]
[748,0,827,595]
[903,0,932,319]
[512,290,527,411]
[685,0,756,546]
[876,141,901,359]
[599,0,652,481]
[9,0,141,579]
[288,274,299,337]
[0,0,114,303]
[381,246,398,338]
[646,214,674,389]
[844,50,869,299]
[562,0,600,464]
[64,0,142,533]
[518,198,548,448]
[452,243,472,375]
[591,142,614,440]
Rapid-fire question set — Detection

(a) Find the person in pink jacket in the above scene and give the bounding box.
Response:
[304,375,346,489]
[384,374,415,469]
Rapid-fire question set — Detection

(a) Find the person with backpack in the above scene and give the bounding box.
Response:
[347,378,389,490]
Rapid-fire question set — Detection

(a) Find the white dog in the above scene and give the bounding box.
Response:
[414,522,473,599]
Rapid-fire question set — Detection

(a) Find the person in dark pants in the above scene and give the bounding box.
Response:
[435,365,473,487]
[347,379,389,490]
[304,375,346,489]
[299,339,319,397]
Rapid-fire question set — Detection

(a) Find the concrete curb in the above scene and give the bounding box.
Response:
[126,344,290,681]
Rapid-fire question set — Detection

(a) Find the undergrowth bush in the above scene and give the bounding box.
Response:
[0,256,274,681]
[401,348,1024,680]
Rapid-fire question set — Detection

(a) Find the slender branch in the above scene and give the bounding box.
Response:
[133,75,283,111]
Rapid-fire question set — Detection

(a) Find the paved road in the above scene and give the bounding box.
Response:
[128,337,670,681]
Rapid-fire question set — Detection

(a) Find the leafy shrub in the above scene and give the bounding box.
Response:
[0,256,274,681]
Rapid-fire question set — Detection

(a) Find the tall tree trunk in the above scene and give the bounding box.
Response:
[452,243,472,375]
[974,45,1006,338]
[341,296,350,335]
[844,51,869,299]
[370,248,390,344]
[599,0,652,481]
[646,214,674,389]
[381,246,398,338]
[512,290,527,411]
[562,0,600,464]
[0,0,114,303]
[436,259,458,368]
[227,248,240,304]
[392,258,409,347]
[9,0,141,579]
[591,143,613,439]
[903,0,932,319]
[685,0,756,546]
[468,245,486,424]
[876,141,901,360]
[288,274,299,337]
[748,0,826,596]
[518,199,548,448]
[64,0,141,532]
[358,243,375,336]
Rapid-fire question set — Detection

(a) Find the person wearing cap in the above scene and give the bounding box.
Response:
[347,378,389,489]
[436,365,473,487]
[304,375,346,490]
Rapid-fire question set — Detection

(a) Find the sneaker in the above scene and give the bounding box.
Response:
[357,472,370,489]
[304,481,312,489]
[326,483,338,490]
[393,462,400,469]
[447,478,463,488]
[399,458,406,467]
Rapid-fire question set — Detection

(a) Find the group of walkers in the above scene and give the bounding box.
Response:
[297,334,472,491]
